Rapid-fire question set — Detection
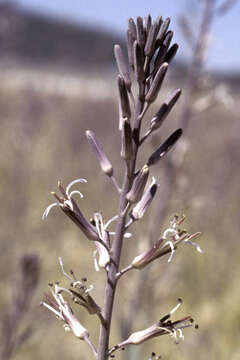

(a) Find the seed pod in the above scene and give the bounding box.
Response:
[150,89,181,132]
[126,165,149,203]
[145,62,168,103]
[147,129,182,166]
[165,43,179,64]
[133,40,145,82]
[118,75,131,119]
[114,44,131,90]
[121,119,133,160]
[130,177,157,220]
[86,130,113,177]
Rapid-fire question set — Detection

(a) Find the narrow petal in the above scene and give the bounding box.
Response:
[162,240,175,263]
[42,202,59,220]
[69,190,84,199]
[184,239,203,253]
[66,178,87,197]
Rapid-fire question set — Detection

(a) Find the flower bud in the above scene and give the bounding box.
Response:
[165,43,178,64]
[145,63,168,103]
[130,177,157,220]
[150,89,181,132]
[126,165,149,203]
[121,119,134,160]
[86,130,113,177]
[128,17,137,40]
[147,128,182,166]
[114,44,131,90]
[157,17,170,44]
[126,29,135,70]
[136,16,145,49]
[133,40,145,83]
[144,22,159,57]
[118,75,131,120]
[131,238,164,269]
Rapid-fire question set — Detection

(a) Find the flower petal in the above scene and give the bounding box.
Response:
[66,178,87,197]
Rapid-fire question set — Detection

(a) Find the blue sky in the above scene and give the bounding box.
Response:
[14,0,240,73]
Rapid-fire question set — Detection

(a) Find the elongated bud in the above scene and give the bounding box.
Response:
[133,40,145,82]
[120,323,161,346]
[126,29,135,70]
[126,165,149,203]
[144,14,152,35]
[128,17,137,40]
[145,63,168,103]
[165,43,178,64]
[144,22,159,57]
[157,17,171,44]
[150,89,181,132]
[147,129,182,166]
[114,44,131,90]
[121,120,133,160]
[130,177,157,220]
[118,75,131,119]
[86,130,113,177]
[61,199,99,241]
[154,31,173,68]
[131,238,164,269]
[136,16,145,49]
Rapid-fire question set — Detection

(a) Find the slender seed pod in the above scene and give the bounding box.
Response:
[145,62,168,103]
[147,129,183,166]
[126,165,149,203]
[114,44,131,90]
[86,130,113,177]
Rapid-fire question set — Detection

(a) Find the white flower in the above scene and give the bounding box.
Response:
[42,178,87,220]
[41,283,89,340]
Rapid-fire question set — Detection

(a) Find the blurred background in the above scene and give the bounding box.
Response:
[0,0,239,359]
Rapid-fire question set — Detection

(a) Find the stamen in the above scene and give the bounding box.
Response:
[58,257,73,282]
[170,298,182,315]
[105,215,119,229]
[66,178,87,197]
[42,202,59,220]
[41,301,64,320]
